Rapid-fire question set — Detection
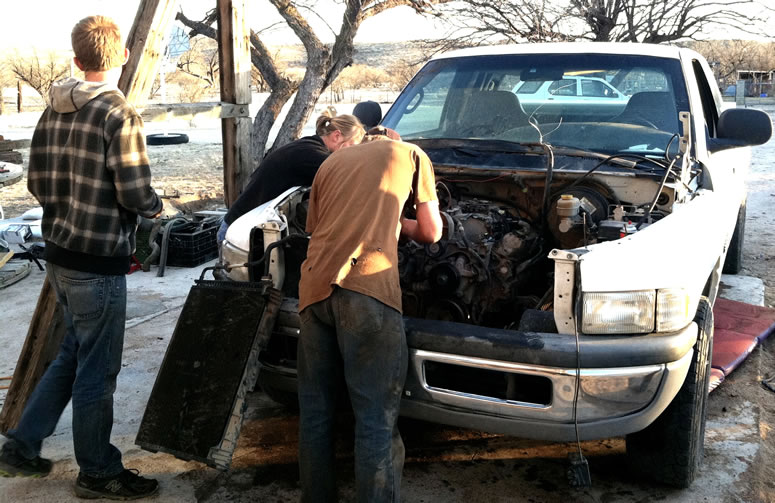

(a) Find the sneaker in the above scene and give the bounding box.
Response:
[74,469,159,500]
[0,447,52,478]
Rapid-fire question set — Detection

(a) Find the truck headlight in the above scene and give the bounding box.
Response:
[582,291,655,334]
[581,288,695,334]
[221,241,250,282]
[656,288,694,332]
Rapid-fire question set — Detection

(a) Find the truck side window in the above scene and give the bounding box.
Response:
[692,60,719,138]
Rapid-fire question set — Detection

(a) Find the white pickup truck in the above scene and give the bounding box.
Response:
[220,42,772,487]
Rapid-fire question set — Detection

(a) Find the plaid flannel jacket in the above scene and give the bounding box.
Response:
[28,86,162,274]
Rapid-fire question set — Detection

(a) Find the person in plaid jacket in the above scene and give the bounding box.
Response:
[0,15,162,500]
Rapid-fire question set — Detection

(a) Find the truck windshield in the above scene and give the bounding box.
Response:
[381,53,690,157]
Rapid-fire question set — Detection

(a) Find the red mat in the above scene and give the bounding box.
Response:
[708,298,775,392]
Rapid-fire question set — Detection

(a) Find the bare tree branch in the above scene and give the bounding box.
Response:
[9,51,69,105]
[179,0,451,165]
[435,0,774,45]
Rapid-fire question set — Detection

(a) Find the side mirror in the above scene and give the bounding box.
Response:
[709,108,772,152]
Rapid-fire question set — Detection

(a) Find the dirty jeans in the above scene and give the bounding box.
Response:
[3,263,126,478]
[298,287,408,503]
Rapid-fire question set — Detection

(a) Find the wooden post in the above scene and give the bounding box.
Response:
[118,0,181,107]
[217,0,252,206]
[0,280,67,432]
[0,0,180,434]
[16,81,22,113]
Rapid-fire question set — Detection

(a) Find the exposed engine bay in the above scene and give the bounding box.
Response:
[397,178,670,329]
[249,165,678,332]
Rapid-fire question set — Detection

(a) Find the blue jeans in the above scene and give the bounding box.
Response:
[217,220,228,243]
[3,263,126,478]
[297,288,408,503]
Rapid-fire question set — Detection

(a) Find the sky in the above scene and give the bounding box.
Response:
[1,0,770,54]
[0,0,449,52]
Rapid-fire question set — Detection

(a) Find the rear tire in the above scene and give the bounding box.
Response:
[625,297,714,488]
[723,201,746,274]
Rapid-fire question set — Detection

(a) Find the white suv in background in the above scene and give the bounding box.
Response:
[514,74,630,119]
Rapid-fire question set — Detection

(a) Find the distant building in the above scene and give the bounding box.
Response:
[735,70,775,97]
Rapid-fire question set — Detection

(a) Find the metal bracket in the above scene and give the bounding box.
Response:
[678,111,691,156]
[220,103,250,119]
[208,287,284,470]
[549,249,580,336]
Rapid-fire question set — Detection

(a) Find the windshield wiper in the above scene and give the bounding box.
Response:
[545,146,673,172]
[411,138,669,172]
[410,138,544,156]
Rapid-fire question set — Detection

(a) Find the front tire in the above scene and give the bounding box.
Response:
[257,372,299,410]
[625,297,714,488]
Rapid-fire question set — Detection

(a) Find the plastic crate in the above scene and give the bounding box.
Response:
[159,221,219,268]
[134,228,153,263]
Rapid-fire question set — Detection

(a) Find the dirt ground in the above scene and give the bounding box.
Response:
[1,108,774,502]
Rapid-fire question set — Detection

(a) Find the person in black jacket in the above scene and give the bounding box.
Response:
[217,113,365,242]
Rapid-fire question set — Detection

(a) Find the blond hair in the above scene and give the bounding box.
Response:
[71,16,124,72]
[360,134,392,143]
[315,112,365,143]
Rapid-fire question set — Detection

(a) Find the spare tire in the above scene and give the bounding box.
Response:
[146,133,189,146]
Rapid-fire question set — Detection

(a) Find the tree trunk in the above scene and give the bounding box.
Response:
[250,89,295,162]
[16,81,21,113]
[271,50,329,148]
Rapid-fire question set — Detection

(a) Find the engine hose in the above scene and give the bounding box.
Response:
[157,217,188,277]
[142,219,163,272]
[262,234,309,277]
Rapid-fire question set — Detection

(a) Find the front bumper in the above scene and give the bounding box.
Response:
[260,311,698,442]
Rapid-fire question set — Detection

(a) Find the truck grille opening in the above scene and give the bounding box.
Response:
[424,360,552,405]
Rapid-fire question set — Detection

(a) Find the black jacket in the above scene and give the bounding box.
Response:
[225,135,329,225]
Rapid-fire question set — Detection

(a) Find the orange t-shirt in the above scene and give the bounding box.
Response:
[298,139,437,313]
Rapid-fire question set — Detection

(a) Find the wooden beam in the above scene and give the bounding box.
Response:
[0,277,67,432]
[0,139,31,151]
[0,2,178,433]
[119,0,181,107]
[217,0,252,206]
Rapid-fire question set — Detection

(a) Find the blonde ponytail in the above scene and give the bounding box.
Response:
[315,112,365,143]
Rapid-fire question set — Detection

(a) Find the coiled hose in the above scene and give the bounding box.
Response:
[155,216,222,277]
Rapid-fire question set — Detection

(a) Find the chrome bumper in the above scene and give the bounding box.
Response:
[401,334,695,441]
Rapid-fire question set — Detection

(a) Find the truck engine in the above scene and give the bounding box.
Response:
[397,181,636,328]
[398,197,543,327]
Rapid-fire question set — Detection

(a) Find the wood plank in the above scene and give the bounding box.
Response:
[0,277,66,432]
[0,139,31,151]
[217,0,252,206]
[0,2,177,433]
[118,0,181,107]
[0,151,23,164]
[0,250,12,268]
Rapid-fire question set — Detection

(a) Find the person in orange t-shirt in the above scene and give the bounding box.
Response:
[297,136,442,503]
